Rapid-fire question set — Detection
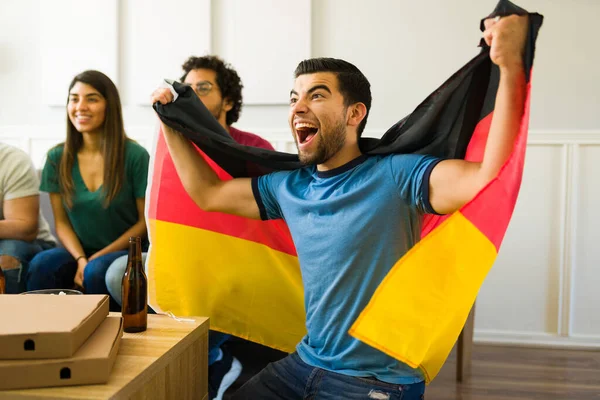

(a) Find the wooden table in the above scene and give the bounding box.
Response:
[0,313,209,400]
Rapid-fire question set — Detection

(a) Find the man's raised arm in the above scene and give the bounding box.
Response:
[428,14,528,215]
[151,88,261,219]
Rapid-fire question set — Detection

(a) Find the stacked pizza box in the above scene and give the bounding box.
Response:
[0,294,122,390]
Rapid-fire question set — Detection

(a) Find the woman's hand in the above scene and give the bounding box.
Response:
[73,257,88,287]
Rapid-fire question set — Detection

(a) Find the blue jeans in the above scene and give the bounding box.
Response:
[27,247,127,309]
[208,331,230,365]
[0,239,55,293]
[232,353,425,400]
[105,252,230,365]
[105,253,147,305]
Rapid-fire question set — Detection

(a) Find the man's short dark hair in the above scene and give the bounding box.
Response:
[180,55,243,126]
[294,58,372,137]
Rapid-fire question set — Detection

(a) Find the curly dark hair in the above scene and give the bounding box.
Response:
[180,55,243,125]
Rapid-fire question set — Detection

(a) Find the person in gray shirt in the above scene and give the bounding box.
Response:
[0,143,56,293]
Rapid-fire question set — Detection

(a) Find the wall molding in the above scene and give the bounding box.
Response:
[557,144,572,336]
[527,131,600,145]
[475,329,600,349]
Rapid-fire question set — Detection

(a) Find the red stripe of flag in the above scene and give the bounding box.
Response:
[150,131,297,256]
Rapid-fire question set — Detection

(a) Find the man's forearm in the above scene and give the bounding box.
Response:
[478,64,526,182]
[161,124,221,209]
[0,220,38,241]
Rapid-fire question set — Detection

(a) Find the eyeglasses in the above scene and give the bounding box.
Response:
[185,81,214,97]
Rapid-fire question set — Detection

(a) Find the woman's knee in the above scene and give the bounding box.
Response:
[28,248,72,274]
[83,260,109,285]
[26,248,74,291]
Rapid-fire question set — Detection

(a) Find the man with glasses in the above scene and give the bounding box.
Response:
[181,55,275,150]
[105,55,274,400]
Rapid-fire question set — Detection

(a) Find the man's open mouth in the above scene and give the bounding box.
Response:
[296,122,319,144]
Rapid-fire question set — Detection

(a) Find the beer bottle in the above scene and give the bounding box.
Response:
[121,236,147,332]
[0,266,5,294]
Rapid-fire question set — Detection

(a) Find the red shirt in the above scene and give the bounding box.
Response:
[229,127,274,150]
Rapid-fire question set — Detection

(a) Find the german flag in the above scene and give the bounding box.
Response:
[147,134,306,351]
[148,0,543,382]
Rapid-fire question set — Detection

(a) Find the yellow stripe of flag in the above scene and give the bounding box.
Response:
[349,212,497,382]
[147,219,306,352]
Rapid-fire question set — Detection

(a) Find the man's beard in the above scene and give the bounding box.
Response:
[297,119,346,166]
[209,103,223,121]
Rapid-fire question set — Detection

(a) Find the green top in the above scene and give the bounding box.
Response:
[40,140,150,254]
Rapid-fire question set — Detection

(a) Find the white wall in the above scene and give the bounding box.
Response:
[1,0,599,348]
[476,135,600,348]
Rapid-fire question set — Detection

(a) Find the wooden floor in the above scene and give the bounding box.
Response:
[224,340,600,399]
[427,344,600,400]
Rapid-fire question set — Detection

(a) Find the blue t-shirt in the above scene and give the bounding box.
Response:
[252,154,441,384]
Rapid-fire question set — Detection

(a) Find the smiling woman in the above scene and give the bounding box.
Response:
[26,71,150,311]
